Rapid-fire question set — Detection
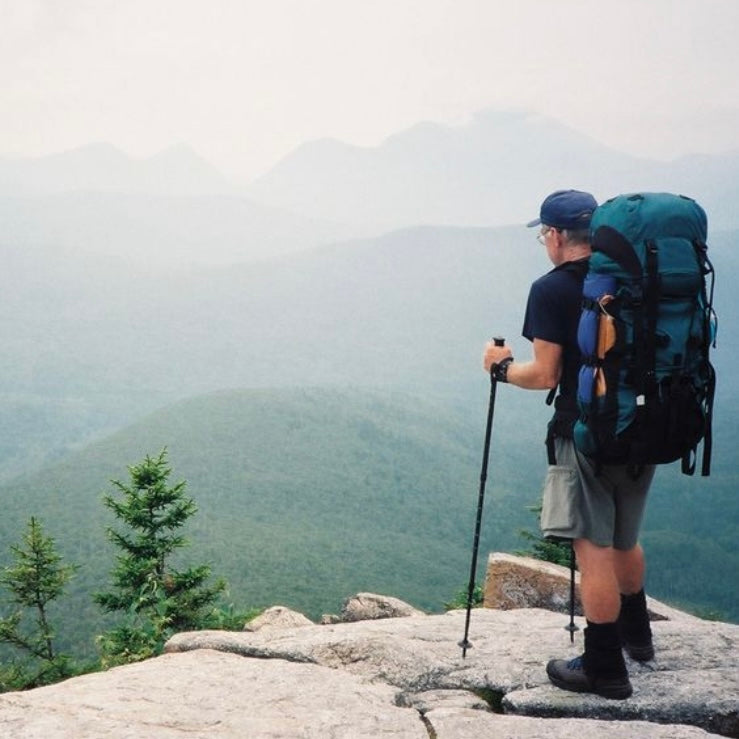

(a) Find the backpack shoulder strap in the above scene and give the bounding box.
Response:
[592,225,642,277]
[544,258,589,408]
[555,257,590,280]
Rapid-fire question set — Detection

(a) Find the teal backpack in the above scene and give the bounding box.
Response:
[573,192,716,475]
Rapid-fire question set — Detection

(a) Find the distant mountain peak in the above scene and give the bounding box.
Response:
[146,142,211,164]
[0,141,237,197]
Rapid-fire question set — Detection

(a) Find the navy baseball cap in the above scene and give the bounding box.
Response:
[526,189,598,230]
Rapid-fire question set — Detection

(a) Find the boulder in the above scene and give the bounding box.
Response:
[319,612,342,624]
[339,591,425,622]
[484,552,583,614]
[243,605,314,632]
[484,552,682,621]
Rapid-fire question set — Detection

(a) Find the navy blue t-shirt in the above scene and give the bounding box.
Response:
[521,259,587,408]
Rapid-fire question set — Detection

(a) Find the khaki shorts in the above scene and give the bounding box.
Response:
[540,437,655,550]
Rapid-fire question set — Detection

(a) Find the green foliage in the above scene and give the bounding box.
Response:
[200,603,263,631]
[95,602,168,668]
[516,503,573,568]
[444,584,483,611]
[0,517,77,689]
[94,450,225,666]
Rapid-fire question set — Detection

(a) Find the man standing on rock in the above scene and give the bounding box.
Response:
[482,190,655,700]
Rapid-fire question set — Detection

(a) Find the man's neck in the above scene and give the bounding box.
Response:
[559,244,591,264]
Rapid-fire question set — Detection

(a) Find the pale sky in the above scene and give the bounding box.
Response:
[2,0,738,181]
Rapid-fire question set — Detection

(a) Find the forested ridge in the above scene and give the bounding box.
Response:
[0,387,527,657]
[0,385,735,662]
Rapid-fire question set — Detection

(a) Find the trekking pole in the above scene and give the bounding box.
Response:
[459,336,505,659]
[565,541,580,643]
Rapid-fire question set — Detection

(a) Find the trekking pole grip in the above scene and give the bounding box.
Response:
[489,337,506,381]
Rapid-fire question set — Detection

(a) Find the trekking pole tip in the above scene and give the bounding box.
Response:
[458,638,473,658]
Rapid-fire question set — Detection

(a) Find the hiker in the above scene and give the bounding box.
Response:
[482,189,654,700]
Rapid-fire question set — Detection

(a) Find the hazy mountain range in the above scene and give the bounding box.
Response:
[2,109,738,269]
[0,142,234,198]
[248,109,739,232]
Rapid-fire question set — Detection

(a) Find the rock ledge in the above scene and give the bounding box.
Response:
[0,556,736,738]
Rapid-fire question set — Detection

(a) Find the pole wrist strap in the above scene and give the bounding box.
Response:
[491,357,513,383]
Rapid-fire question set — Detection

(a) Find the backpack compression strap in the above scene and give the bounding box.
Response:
[693,241,717,477]
[699,363,716,476]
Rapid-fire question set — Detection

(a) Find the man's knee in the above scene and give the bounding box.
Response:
[614,544,646,594]
[574,538,614,572]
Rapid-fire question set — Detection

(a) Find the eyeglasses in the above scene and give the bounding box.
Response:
[537,227,553,245]
[536,226,562,244]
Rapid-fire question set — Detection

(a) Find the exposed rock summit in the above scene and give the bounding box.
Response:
[0,556,736,738]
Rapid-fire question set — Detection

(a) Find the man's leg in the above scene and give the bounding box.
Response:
[574,538,620,622]
[614,544,654,660]
[546,537,632,699]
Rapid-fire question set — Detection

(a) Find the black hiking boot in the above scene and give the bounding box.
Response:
[619,590,654,662]
[546,655,633,699]
[546,622,633,700]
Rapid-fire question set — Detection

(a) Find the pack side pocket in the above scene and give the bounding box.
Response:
[540,465,580,537]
